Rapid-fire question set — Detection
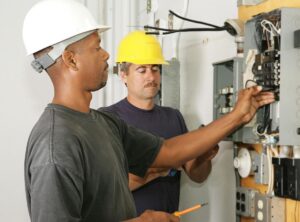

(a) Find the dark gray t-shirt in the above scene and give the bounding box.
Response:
[24,104,162,222]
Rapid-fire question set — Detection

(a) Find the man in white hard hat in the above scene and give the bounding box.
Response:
[100,31,218,215]
[23,0,274,222]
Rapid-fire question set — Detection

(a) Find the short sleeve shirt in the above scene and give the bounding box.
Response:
[24,104,163,222]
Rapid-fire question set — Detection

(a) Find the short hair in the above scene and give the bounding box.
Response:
[119,62,132,74]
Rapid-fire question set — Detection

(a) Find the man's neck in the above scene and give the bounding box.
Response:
[52,90,92,113]
[126,96,155,110]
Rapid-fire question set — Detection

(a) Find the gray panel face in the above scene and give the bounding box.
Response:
[279,8,300,145]
[213,59,234,118]
[161,58,180,110]
[212,57,244,141]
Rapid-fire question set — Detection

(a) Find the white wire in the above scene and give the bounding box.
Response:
[266,146,274,196]
[261,19,280,35]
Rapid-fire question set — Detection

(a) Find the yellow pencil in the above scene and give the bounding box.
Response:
[173,203,208,217]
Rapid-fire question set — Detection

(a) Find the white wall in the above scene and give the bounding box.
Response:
[1,0,44,221]
[0,0,237,221]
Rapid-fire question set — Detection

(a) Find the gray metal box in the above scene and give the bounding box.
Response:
[213,57,244,141]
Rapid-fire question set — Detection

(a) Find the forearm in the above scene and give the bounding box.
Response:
[153,111,241,168]
[129,173,161,191]
[129,168,170,191]
[185,159,212,183]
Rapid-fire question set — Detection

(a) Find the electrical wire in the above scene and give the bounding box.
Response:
[261,19,280,36]
[144,9,227,36]
[163,27,226,35]
[256,104,271,134]
[266,146,274,196]
[144,25,226,35]
[169,10,222,28]
[245,79,257,88]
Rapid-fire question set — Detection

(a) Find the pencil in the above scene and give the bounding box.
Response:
[173,203,208,217]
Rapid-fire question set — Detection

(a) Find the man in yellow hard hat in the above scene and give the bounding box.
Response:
[23,0,274,221]
[100,31,219,215]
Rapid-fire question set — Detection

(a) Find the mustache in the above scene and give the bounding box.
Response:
[144,82,158,88]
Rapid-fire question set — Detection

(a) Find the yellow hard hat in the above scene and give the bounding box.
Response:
[116,31,168,65]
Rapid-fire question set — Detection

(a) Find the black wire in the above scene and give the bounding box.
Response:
[144,25,173,31]
[144,25,226,35]
[145,32,160,35]
[245,79,257,88]
[257,104,271,134]
[169,10,222,28]
[163,27,226,35]
[162,29,225,35]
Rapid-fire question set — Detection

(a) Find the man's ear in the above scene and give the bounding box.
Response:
[61,50,78,71]
[119,71,127,84]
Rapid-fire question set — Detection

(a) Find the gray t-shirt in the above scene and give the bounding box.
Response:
[24,104,162,222]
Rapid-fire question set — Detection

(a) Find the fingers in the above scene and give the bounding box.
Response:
[240,85,262,98]
[240,86,275,106]
[140,210,180,222]
[170,214,180,222]
[254,91,275,107]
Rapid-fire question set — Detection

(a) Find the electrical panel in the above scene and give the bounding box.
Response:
[213,8,300,145]
[212,8,300,221]
[243,8,300,146]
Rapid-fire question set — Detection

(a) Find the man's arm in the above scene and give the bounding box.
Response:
[29,164,83,221]
[152,86,274,168]
[128,168,170,191]
[183,145,219,183]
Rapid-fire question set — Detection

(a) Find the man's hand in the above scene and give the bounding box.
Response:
[232,86,275,124]
[123,210,180,222]
[138,210,180,222]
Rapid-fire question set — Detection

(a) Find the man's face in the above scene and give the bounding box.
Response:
[122,64,161,101]
[74,32,109,92]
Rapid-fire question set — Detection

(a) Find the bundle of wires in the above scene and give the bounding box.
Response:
[145,10,228,35]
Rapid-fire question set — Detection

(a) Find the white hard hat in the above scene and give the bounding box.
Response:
[23,0,110,72]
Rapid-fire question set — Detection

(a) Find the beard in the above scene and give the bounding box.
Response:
[100,81,107,88]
